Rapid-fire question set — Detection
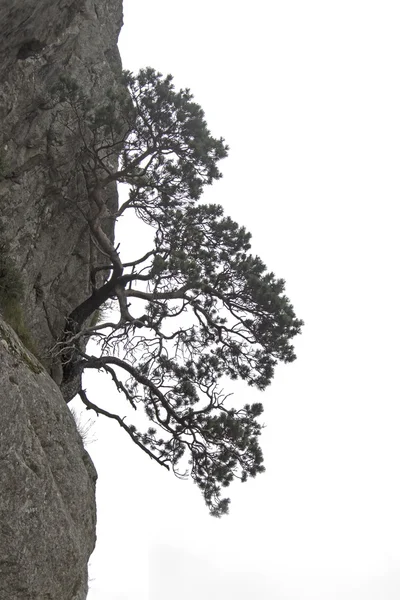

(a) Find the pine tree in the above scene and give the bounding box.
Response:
[55,68,303,516]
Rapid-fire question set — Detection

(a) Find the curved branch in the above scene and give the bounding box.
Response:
[78,389,169,470]
[82,354,185,427]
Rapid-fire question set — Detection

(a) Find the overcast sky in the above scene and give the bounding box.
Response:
[78,1,400,598]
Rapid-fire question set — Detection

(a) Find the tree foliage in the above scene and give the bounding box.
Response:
[56,68,303,517]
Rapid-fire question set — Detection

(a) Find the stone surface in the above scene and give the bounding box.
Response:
[0,0,123,364]
[0,0,125,597]
[0,318,97,600]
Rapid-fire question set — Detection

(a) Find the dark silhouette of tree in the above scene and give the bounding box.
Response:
[55,68,303,516]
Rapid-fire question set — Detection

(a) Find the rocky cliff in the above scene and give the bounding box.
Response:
[0,319,97,600]
[0,0,125,597]
[0,0,123,363]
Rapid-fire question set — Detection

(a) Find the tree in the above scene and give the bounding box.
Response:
[56,68,303,517]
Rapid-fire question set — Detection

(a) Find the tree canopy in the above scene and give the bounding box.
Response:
[56,68,303,517]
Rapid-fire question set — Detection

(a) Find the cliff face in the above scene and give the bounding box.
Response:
[0,319,97,600]
[0,0,123,362]
[0,0,124,598]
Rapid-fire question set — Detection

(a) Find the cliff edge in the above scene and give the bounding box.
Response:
[0,0,125,597]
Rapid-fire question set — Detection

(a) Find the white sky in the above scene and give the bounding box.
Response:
[78,1,400,598]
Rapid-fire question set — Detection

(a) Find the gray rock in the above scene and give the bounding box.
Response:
[0,318,97,600]
[0,0,126,597]
[0,0,123,365]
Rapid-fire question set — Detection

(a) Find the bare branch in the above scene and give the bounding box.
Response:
[78,389,169,470]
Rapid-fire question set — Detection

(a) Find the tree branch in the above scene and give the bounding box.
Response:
[78,389,169,469]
